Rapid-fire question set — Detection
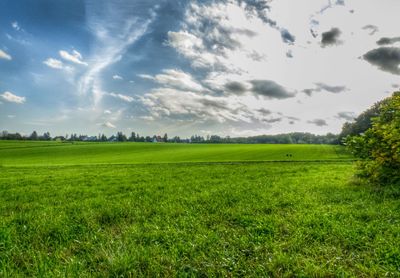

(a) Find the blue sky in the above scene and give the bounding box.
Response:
[1,0,400,137]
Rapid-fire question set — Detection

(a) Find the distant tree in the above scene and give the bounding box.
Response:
[339,98,391,143]
[30,131,38,140]
[346,92,400,186]
[116,132,127,142]
[100,134,108,141]
[42,132,51,141]
[163,133,168,142]
[129,132,136,142]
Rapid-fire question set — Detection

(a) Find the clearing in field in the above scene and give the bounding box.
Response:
[0,141,399,276]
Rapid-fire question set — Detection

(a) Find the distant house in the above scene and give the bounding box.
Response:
[82,136,97,142]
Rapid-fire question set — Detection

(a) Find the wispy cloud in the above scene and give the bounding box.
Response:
[108,92,134,103]
[112,75,123,80]
[77,9,153,114]
[59,50,87,66]
[101,122,116,128]
[1,91,26,104]
[0,49,12,60]
[11,21,21,31]
[43,58,64,69]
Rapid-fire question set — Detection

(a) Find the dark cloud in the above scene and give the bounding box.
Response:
[336,111,356,121]
[240,0,295,45]
[257,108,272,115]
[376,37,400,46]
[247,51,265,61]
[263,117,282,123]
[308,119,327,126]
[286,50,293,58]
[197,98,229,111]
[362,25,379,35]
[280,28,295,44]
[310,29,318,38]
[302,83,347,95]
[336,0,345,5]
[287,116,300,121]
[224,81,247,94]
[321,28,342,47]
[302,88,315,96]
[240,0,276,27]
[363,47,400,75]
[249,80,296,99]
[314,83,347,93]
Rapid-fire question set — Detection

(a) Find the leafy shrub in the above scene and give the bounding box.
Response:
[346,92,400,186]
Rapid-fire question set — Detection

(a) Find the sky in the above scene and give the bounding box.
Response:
[1,0,400,137]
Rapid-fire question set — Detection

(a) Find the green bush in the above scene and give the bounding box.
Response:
[346,92,400,186]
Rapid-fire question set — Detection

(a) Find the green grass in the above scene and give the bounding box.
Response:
[0,141,351,166]
[0,141,399,276]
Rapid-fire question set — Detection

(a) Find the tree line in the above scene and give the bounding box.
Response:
[344,91,400,186]
[0,130,340,144]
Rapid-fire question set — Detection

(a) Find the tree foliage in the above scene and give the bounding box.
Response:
[346,92,400,185]
[339,97,391,142]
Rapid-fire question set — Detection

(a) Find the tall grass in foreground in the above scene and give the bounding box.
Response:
[1,162,399,276]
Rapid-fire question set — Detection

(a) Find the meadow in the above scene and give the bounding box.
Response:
[0,141,399,277]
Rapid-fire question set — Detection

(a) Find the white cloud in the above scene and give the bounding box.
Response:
[109,92,134,102]
[11,21,21,31]
[112,74,123,80]
[102,122,116,128]
[59,50,88,66]
[137,74,154,80]
[140,87,254,124]
[157,0,400,135]
[140,69,204,92]
[104,109,112,114]
[139,115,154,121]
[1,91,26,104]
[0,50,12,60]
[43,58,64,69]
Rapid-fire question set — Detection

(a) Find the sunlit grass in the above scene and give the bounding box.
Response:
[0,142,398,276]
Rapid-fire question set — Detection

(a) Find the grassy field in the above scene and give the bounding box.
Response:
[0,141,351,166]
[0,141,399,276]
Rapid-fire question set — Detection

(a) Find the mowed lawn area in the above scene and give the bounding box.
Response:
[0,141,399,276]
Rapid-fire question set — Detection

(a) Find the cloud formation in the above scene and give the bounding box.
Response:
[336,111,356,121]
[308,119,327,126]
[108,92,134,103]
[302,83,348,95]
[11,21,21,31]
[0,49,12,60]
[140,69,204,92]
[224,81,248,94]
[102,122,116,128]
[1,91,26,104]
[140,88,254,124]
[362,25,379,36]
[376,37,400,46]
[249,80,295,99]
[43,58,64,69]
[321,27,342,47]
[59,50,87,66]
[363,47,400,75]
[112,75,123,80]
